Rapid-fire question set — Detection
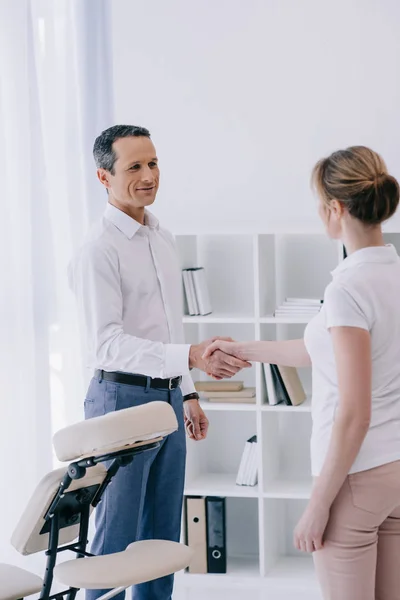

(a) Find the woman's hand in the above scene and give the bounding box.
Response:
[293,502,330,553]
[202,340,245,361]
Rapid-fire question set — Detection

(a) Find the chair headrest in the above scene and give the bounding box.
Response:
[53,401,178,462]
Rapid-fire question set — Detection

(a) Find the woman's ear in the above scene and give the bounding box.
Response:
[330,199,345,219]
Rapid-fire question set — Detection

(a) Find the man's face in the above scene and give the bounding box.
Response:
[99,136,160,210]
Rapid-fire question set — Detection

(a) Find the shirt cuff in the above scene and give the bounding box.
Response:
[181,372,196,396]
[164,344,191,378]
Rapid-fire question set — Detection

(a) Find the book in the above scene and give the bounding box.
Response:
[200,387,255,399]
[194,381,244,392]
[277,366,306,406]
[273,297,323,317]
[284,297,323,305]
[236,435,258,486]
[207,395,256,404]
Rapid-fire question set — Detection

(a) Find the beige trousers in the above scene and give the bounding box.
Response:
[313,460,400,600]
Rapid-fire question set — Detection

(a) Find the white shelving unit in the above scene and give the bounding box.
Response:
[174,230,400,595]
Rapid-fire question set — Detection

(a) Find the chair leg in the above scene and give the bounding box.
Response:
[40,512,60,600]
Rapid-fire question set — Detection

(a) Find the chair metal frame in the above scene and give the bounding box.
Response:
[38,440,160,600]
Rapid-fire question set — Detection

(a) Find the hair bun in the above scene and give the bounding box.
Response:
[349,174,400,225]
[312,146,400,226]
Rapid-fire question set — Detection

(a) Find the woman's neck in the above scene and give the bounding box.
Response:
[342,223,385,255]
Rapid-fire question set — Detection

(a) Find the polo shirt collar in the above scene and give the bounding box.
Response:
[104,203,159,239]
[332,244,399,276]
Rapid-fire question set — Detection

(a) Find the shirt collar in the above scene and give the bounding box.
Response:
[332,244,399,276]
[104,204,159,239]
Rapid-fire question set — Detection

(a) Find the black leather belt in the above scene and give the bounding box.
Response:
[94,370,182,390]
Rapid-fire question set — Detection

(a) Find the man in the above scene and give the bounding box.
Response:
[68,124,250,600]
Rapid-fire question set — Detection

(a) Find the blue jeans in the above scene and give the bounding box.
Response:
[84,375,186,600]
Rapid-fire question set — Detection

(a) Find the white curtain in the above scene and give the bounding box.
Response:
[0,0,113,574]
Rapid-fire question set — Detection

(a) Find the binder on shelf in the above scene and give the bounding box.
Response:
[182,267,212,316]
[263,363,306,407]
[263,363,278,405]
[188,270,200,315]
[205,496,227,573]
[192,268,212,315]
[185,496,208,574]
[270,364,291,405]
[182,270,196,316]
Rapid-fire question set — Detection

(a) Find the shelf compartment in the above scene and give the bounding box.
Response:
[185,473,258,498]
[262,497,318,587]
[183,314,256,324]
[180,497,260,585]
[263,478,312,499]
[176,234,256,318]
[261,397,311,413]
[261,410,312,496]
[200,400,257,412]
[260,315,315,324]
[185,411,258,497]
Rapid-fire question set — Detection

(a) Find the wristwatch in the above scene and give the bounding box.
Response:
[183,392,200,402]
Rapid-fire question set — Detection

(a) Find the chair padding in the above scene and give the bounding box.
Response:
[53,402,178,462]
[0,563,42,600]
[11,464,107,556]
[53,540,194,589]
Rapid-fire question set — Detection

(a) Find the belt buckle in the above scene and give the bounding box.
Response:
[169,376,182,390]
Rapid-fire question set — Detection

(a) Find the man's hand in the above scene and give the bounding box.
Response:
[189,337,251,379]
[184,400,209,441]
[202,339,244,361]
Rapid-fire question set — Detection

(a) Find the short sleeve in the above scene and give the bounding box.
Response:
[324,283,370,331]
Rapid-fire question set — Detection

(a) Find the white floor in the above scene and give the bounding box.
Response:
[173,587,322,600]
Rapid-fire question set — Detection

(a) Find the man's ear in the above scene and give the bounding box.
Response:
[97,168,112,190]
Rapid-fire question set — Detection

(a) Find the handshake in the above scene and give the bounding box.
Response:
[189,337,250,380]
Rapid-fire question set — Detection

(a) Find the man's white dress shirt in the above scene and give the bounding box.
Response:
[68,203,195,396]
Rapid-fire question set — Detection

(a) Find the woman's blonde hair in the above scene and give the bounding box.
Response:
[311,146,399,226]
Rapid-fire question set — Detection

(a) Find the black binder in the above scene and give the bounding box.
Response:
[270,364,292,405]
[205,496,226,573]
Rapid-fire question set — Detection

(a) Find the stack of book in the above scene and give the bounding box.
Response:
[184,496,226,574]
[236,435,258,487]
[194,380,256,404]
[182,267,212,316]
[263,363,306,406]
[274,297,323,319]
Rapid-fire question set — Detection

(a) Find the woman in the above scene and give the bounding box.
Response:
[204,146,400,600]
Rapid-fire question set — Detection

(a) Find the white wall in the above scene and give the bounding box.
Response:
[111,0,400,234]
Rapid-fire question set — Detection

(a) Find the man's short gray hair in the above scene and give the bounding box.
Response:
[93,124,151,174]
